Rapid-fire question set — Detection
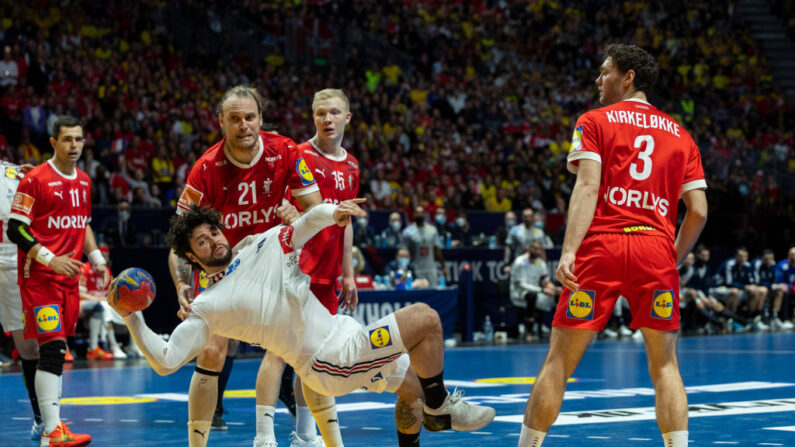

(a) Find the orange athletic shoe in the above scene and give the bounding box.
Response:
[85,347,112,360]
[64,348,74,363]
[39,422,91,446]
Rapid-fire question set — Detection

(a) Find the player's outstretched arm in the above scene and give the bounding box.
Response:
[557,159,601,290]
[113,303,209,376]
[674,188,707,266]
[290,199,367,249]
[168,248,194,319]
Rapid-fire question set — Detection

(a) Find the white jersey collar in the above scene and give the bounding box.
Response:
[47,159,78,180]
[309,139,347,162]
[623,98,651,105]
[224,133,264,169]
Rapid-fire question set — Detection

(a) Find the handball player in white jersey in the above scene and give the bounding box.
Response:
[111,200,495,447]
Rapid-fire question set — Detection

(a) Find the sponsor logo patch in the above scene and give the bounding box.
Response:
[296,158,315,185]
[11,192,34,215]
[35,305,61,334]
[369,326,392,349]
[5,167,18,179]
[651,290,674,320]
[570,125,583,153]
[177,185,204,210]
[567,290,595,320]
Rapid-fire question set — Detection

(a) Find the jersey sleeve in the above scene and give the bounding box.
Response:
[176,168,208,215]
[681,139,707,194]
[9,175,39,225]
[566,113,602,174]
[284,140,320,197]
[123,311,209,376]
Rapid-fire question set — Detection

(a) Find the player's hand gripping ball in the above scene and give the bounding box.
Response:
[108,268,157,312]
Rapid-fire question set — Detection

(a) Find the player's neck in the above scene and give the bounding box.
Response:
[225,141,257,165]
[50,157,76,176]
[621,90,647,103]
[311,135,343,157]
[201,264,227,275]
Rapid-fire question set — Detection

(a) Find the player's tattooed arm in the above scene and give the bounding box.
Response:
[169,249,195,319]
[394,397,419,432]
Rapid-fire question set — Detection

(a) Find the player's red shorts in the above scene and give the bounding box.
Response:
[552,233,680,332]
[310,282,339,315]
[21,275,80,342]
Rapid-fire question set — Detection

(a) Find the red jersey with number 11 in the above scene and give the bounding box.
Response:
[292,141,359,284]
[567,98,706,242]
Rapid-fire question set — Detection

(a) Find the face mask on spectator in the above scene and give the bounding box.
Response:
[398,257,410,268]
[358,217,368,227]
[119,210,130,222]
[535,220,544,229]
[391,221,401,232]
[506,219,515,227]
[435,215,445,225]
[456,217,466,227]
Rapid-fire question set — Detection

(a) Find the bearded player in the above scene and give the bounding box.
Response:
[518,44,708,447]
[170,85,322,447]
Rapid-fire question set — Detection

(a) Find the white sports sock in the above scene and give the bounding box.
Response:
[296,404,317,440]
[312,405,342,447]
[256,405,276,440]
[188,420,211,447]
[35,370,61,433]
[662,430,688,447]
[88,316,102,350]
[518,423,546,447]
[188,370,218,422]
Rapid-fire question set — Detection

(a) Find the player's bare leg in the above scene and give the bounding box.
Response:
[293,374,333,445]
[393,303,495,433]
[519,327,596,446]
[188,334,228,447]
[254,351,286,446]
[392,367,423,447]
[640,327,688,445]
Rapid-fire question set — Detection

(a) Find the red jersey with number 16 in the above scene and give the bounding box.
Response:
[567,98,706,242]
[177,131,319,247]
[10,161,93,287]
[292,141,359,284]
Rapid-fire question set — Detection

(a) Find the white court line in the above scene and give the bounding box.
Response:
[587,436,611,439]
[12,417,31,421]
[361,427,382,430]
[548,434,570,438]
[713,442,739,445]
[471,432,491,435]
[153,420,174,423]
[226,422,244,426]
[763,426,795,432]
[629,438,652,441]
[119,419,139,423]
[84,418,103,422]
[759,443,784,446]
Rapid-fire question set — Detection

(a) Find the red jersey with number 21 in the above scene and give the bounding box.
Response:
[292,141,359,284]
[10,161,93,287]
[177,131,319,247]
[567,98,706,242]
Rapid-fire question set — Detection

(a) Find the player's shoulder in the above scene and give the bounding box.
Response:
[262,131,298,151]
[344,150,360,170]
[196,140,226,164]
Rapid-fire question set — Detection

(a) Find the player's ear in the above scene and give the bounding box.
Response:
[345,112,352,125]
[185,252,200,265]
[49,136,57,150]
[624,69,636,89]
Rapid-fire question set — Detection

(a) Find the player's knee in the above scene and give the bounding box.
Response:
[37,339,67,376]
[198,345,226,370]
[413,303,441,333]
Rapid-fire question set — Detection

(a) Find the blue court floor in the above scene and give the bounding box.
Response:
[2,333,794,446]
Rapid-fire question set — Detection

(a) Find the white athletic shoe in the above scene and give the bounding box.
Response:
[254,435,278,447]
[422,388,496,432]
[780,319,794,330]
[602,328,618,338]
[289,432,324,447]
[631,330,644,341]
[618,325,633,337]
[30,421,43,440]
[111,345,127,359]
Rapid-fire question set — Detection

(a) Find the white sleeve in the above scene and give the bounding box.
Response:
[291,204,337,249]
[123,312,209,376]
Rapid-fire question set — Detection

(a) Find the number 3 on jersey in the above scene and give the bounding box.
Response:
[630,135,654,181]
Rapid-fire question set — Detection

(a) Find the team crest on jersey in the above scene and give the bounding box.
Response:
[279,225,295,254]
[369,326,392,349]
[11,192,34,215]
[651,290,674,320]
[263,178,273,194]
[5,167,18,179]
[296,158,314,185]
[566,290,594,320]
[35,305,61,334]
[570,125,583,153]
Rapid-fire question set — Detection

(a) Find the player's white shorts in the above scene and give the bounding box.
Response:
[298,313,410,397]
[711,286,748,303]
[0,268,24,332]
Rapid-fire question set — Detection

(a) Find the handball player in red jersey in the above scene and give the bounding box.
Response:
[517,44,708,447]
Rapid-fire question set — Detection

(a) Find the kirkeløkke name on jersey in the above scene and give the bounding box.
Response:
[47,215,89,229]
[605,110,681,137]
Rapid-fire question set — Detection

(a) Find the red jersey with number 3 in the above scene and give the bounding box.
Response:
[10,161,93,287]
[177,130,320,247]
[567,98,706,242]
[291,141,359,284]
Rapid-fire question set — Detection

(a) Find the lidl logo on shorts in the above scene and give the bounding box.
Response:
[22,310,26,332]
[296,158,315,185]
[369,326,392,349]
[35,305,61,333]
[566,290,595,320]
[651,290,674,320]
[569,125,583,153]
[5,167,18,179]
